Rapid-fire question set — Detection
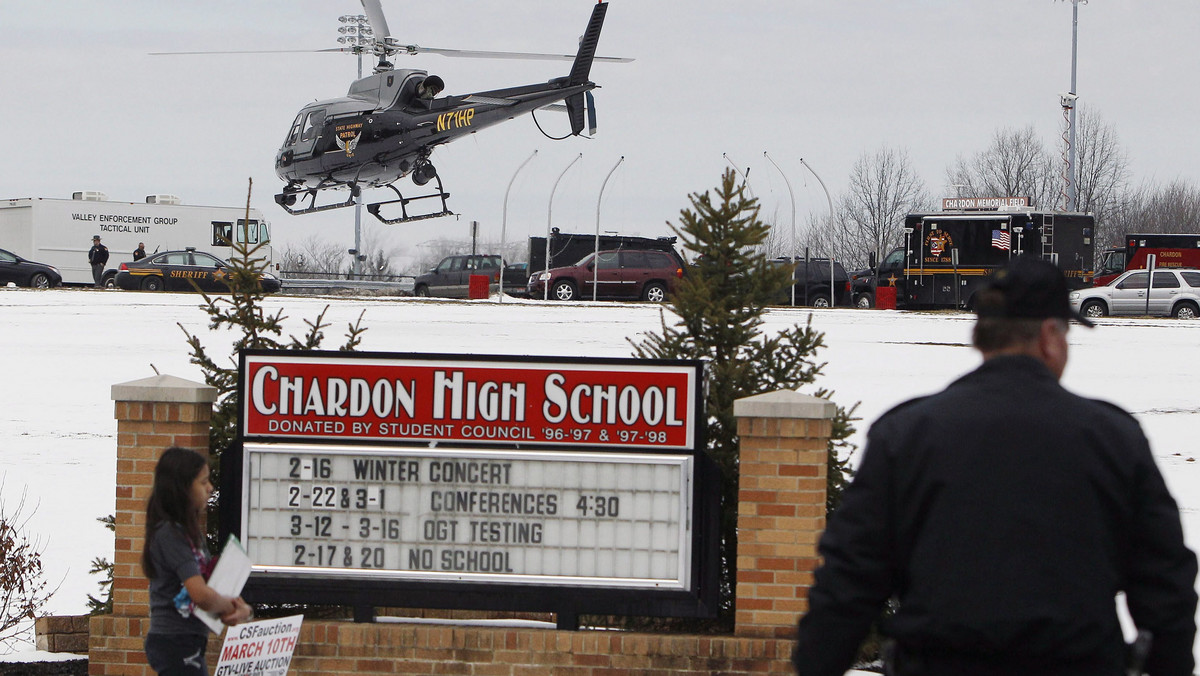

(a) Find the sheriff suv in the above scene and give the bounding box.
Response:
[528,248,686,302]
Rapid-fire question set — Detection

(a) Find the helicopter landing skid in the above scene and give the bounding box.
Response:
[366,178,454,225]
[274,185,358,216]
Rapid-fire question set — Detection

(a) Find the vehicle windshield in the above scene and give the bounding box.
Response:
[1098,250,1125,276]
[572,253,596,267]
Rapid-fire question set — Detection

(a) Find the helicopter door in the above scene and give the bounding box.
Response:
[292,109,326,157]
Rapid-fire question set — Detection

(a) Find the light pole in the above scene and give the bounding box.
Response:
[498,149,538,302]
[544,153,582,300]
[798,157,836,306]
[593,156,624,301]
[798,158,834,223]
[722,153,754,197]
[1059,0,1085,212]
[338,14,372,278]
[764,152,797,306]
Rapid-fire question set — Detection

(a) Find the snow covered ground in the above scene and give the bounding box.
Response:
[2,287,1198,666]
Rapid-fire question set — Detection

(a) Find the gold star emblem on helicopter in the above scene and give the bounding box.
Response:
[336,131,362,158]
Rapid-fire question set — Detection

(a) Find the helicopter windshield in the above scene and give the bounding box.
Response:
[285,113,303,146]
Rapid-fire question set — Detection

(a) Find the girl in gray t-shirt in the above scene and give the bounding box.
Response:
[142,447,252,675]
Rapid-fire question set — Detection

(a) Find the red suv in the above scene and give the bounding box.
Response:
[527,249,686,302]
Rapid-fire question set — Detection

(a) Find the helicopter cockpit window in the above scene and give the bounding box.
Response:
[300,110,324,142]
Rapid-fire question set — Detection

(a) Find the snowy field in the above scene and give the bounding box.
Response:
[1,287,1198,664]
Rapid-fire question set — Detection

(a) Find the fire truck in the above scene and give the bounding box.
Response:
[1093,233,1200,286]
[872,203,1094,310]
[0,192,274,287]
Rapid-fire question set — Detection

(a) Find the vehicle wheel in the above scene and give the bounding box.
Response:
[141,276,164,292]
[103,274,117,289]
[551,280,577,302]
[1172,301,1199,319]
[414,284,429,297]
[642,281,667,303]
[30,273,50,289]
[854,293,873,309]
[1081,299,1107,318]
[811,294,831,308]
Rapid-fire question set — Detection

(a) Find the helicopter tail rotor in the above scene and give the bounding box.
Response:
[567,2,609,86]
[562,91,598,137]
[586,91,598,136]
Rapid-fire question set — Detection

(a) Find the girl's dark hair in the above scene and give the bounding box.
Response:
[142,447,209,578]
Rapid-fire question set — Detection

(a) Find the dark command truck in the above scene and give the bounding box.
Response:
[875,209,1095,310]
[1093,233,1200,286]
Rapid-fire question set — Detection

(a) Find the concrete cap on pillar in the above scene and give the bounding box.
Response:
[111,374,218,404]
[733,389,835,420]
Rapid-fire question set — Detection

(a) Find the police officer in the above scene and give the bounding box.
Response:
[133,242,146,261]
[792,256,1197,676]
[88,235,109,288]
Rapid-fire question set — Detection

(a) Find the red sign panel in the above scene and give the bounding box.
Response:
[240,353,699,450]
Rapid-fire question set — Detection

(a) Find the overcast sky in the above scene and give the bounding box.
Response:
[3,1,1196,268]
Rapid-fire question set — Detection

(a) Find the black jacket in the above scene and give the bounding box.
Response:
[88,244,109,266]
[793,355,1197,676]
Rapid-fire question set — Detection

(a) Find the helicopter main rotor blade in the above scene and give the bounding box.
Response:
[360,0,392,41]
[150,48,352,56]
[405,45,633,63]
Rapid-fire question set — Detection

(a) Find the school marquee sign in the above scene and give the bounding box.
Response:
[222,350,720,624]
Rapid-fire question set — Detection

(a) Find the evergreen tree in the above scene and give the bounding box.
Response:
[630,169,857,625]
[86,515,115,615]
[179,181,367,540]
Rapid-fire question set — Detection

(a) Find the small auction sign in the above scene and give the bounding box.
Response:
[214,614,302,676]
[240,352,699,450]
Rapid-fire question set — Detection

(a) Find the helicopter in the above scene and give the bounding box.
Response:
[268,0,626,224]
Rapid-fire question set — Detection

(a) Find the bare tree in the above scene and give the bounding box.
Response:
[1074,107,1131,216]
[1069,106,1133,248]
[947,125,1057,209]
[1,485,55,652]
[816,147,929,268]
[279,236,348,277]
[1112,179,1200,235]
[355,226,405,279]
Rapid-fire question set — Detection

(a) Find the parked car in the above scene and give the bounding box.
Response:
[0,247,61,288]
[114,249,281,293]
[1069,268,1200,319]
[528,249,686,302]
[772,257,851,307]
[413,254,528,298]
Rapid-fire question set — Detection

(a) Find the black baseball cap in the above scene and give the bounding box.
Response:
[975,255,1094,328]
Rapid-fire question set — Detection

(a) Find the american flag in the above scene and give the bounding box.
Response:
[991,229,1011,250]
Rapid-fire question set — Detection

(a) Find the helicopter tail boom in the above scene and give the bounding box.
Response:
[567,2,609,87]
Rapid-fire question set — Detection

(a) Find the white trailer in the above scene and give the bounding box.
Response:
[0,192,275,286]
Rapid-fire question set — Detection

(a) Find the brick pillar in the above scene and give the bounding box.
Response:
[733,390,834,638]
[91,374,216,675]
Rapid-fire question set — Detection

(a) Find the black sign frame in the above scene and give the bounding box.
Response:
[221,350,720,626]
